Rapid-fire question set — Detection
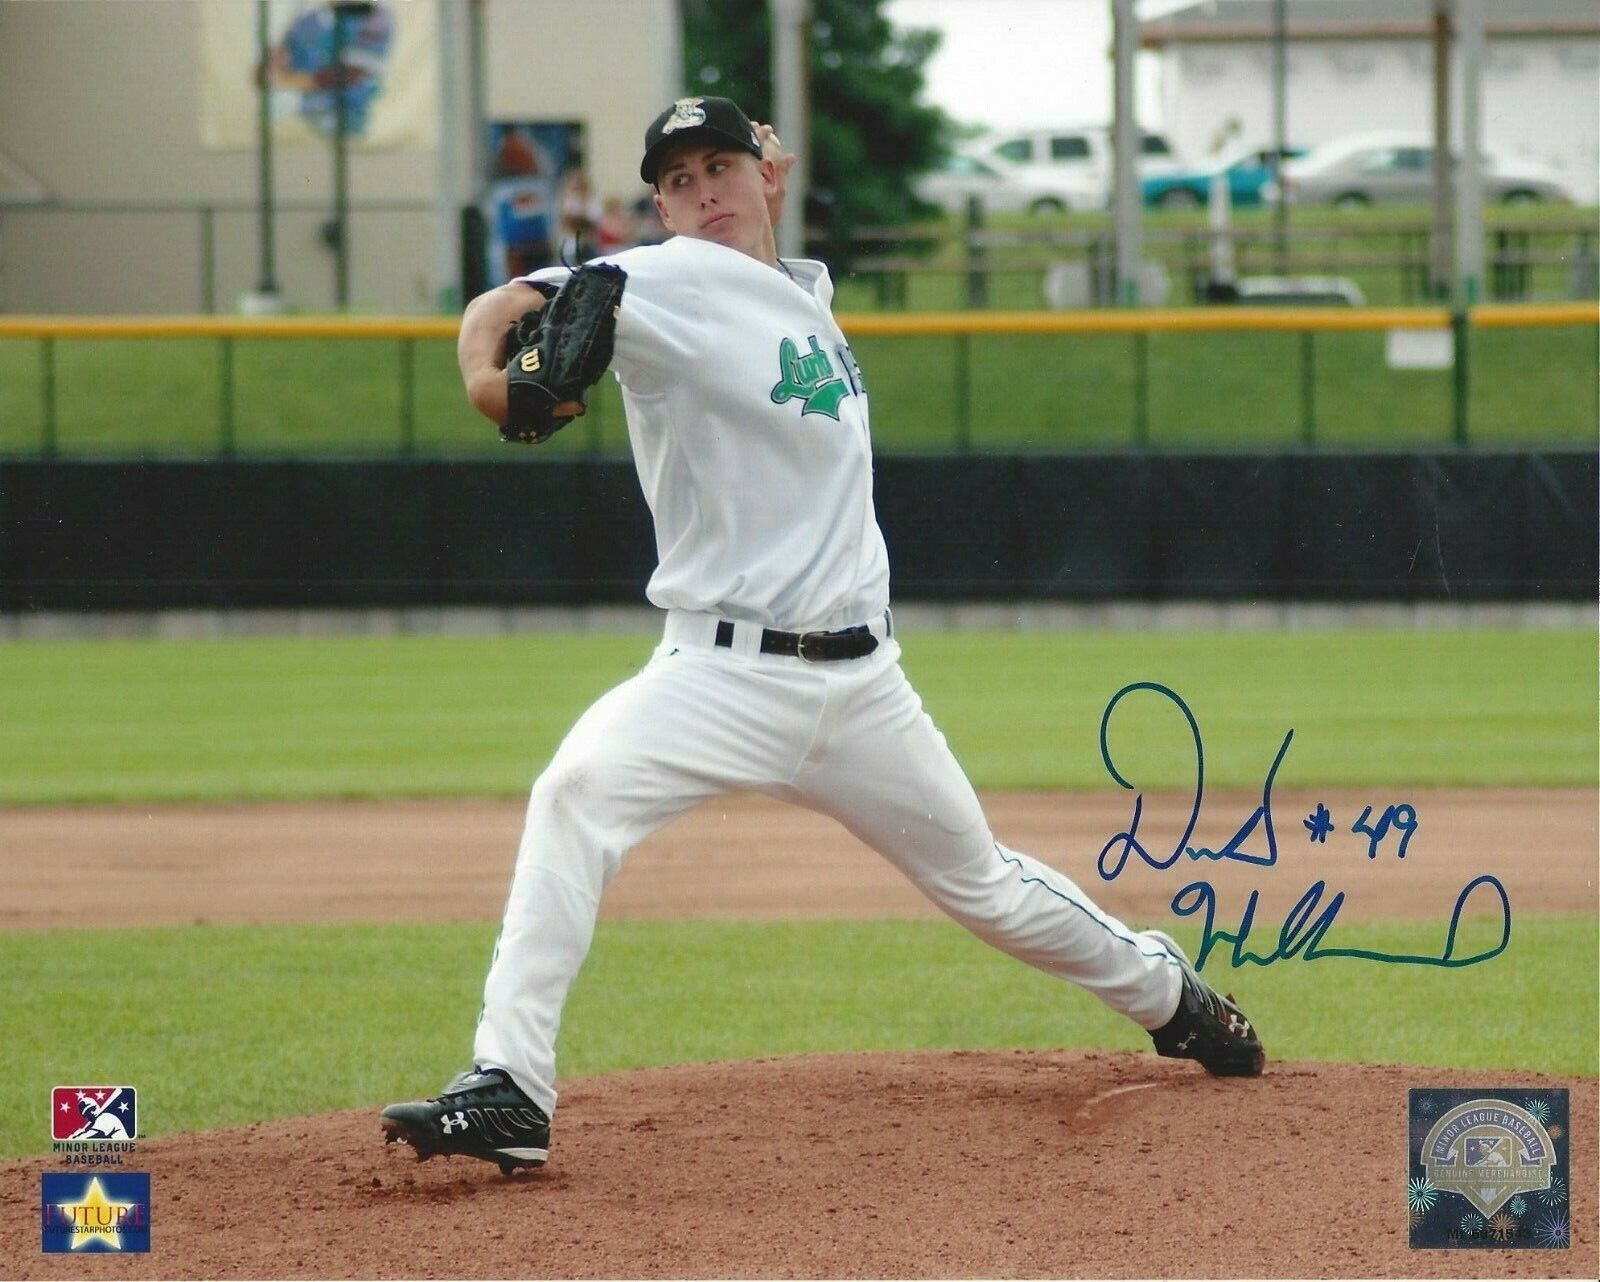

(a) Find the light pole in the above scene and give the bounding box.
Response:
[1111,0,1142,305]
[770,0,812,261]
[256,0,279,301]
[1271,0,1288,275]
[329,1,374,310]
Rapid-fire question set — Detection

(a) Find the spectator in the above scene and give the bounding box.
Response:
[596,197,631,255]
[559,169,602,262]
[629,191,669,247]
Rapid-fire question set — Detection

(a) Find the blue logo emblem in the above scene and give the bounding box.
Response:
[40,1172,151,1253]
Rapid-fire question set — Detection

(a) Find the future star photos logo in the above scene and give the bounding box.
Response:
[40,1172,151,1253]
[52,1086,137,1141]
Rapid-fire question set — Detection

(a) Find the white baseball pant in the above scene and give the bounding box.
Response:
[474,609,1183,1116]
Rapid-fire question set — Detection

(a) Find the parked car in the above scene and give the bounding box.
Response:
[974,126,1184,208]
[1141,143,1306,209]
[1276,132,1573,207]
[913,152,1104,215]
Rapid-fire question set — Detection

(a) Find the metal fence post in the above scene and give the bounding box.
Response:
[965,196,987,309]
[1132,329,1149,447]
[40,338,57,457]
[398,338,416,456]
[200,206,217,314]
[1451,309,1470,446]
[1300,330,1316,446]
[219,336,236,456]
[587,383,604,456]
[954,332,972,450]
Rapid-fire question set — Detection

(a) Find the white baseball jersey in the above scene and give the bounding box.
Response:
[521,236,890,632]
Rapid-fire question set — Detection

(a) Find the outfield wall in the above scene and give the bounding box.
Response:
[0,452,1592,611]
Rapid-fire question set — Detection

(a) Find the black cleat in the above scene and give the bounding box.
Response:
[380,1068,550,1174]
[1146,930,1266,1078]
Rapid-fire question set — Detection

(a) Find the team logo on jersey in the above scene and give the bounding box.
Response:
[660,97,707,134]
[1409,1088,1569,1249]
[770,335,850,420]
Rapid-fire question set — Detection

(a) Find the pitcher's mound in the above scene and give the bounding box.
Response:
[4,1051,1592,1279]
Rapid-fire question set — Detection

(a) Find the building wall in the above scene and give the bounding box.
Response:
[0,0,680,314]
[1158,35,1600,203]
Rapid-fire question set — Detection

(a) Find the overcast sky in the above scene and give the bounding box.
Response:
[883,0,1167,134]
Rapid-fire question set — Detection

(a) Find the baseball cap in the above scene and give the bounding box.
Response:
[640,96,763,185]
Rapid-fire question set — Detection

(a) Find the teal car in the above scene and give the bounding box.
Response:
[1142,145,1304,209]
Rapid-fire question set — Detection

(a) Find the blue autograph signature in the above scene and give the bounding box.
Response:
[1095,681,1511,970]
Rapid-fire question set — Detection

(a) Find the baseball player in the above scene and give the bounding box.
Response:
[381,97,1265,1175]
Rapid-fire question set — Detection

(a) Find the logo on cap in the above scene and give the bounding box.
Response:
[661,97,708,135]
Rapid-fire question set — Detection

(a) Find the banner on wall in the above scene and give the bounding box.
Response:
[484,122,586,281]
[200,0,437,150]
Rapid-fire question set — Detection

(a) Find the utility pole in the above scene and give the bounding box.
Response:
[770,0,812,260]
[1271,0,1288,274]
[1429,0,1455,299]
[1111,0,1142,305]
[1455,0,1486,303]
[253,0,280,306]
[329,1,375,310]
[435,0,474,312]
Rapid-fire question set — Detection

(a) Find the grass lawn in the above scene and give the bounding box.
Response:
[2,914,1592,1158]
[0,630,1592,804]
[0,323,1591,457]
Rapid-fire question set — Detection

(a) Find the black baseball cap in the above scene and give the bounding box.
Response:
[640,96,763,185]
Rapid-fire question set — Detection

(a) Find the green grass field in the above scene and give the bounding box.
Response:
[2,915,1594,1158]
[2,628,1594,1158]
[0,630,1593,804]
[1,321,1592,457]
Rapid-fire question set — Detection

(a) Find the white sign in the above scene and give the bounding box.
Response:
[1386,327,1455,371]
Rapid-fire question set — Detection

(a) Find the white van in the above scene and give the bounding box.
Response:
[978,127,1184,209]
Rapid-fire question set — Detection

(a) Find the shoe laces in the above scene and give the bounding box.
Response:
[1189,974,1254,1040]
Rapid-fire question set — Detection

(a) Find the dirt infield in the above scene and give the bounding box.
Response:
[3,789,1595,1278]
[3,788,1594,929]
[2,1053,1594,1279]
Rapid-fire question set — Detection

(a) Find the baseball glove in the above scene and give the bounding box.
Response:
[502,263,628,444]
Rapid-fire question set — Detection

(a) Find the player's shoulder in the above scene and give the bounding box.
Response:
[595,236,718,276]
[584,238,721,309]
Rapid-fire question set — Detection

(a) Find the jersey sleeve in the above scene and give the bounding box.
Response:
[514,266,572,297]
[599,243,704,395]
[514,242,702,395]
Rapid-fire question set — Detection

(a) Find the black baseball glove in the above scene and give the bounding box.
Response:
[502,263,628,444]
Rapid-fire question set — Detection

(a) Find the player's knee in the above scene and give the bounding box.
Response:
[532,759,593,814]
[530,752,633,821]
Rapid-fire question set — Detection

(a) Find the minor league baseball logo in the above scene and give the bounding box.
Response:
[1421,1100,1555,1217]
[661,97,707,134]
[771,336,848,420]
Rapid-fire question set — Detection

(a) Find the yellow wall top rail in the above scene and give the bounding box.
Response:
[0,301,1592,341]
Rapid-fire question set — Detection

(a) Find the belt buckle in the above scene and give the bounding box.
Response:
[796,630,826,663]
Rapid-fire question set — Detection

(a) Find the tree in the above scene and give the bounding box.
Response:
[680,0,952,238]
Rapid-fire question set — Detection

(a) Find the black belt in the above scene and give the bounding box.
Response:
[713,612,890,662]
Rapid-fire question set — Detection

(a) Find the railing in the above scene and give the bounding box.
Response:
[6,200,1595,315]
[0,303,1593,457]
[843,214,1600,310]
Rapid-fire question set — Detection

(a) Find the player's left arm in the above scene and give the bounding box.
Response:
[458,280,554,427]
[501,263,628,444]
